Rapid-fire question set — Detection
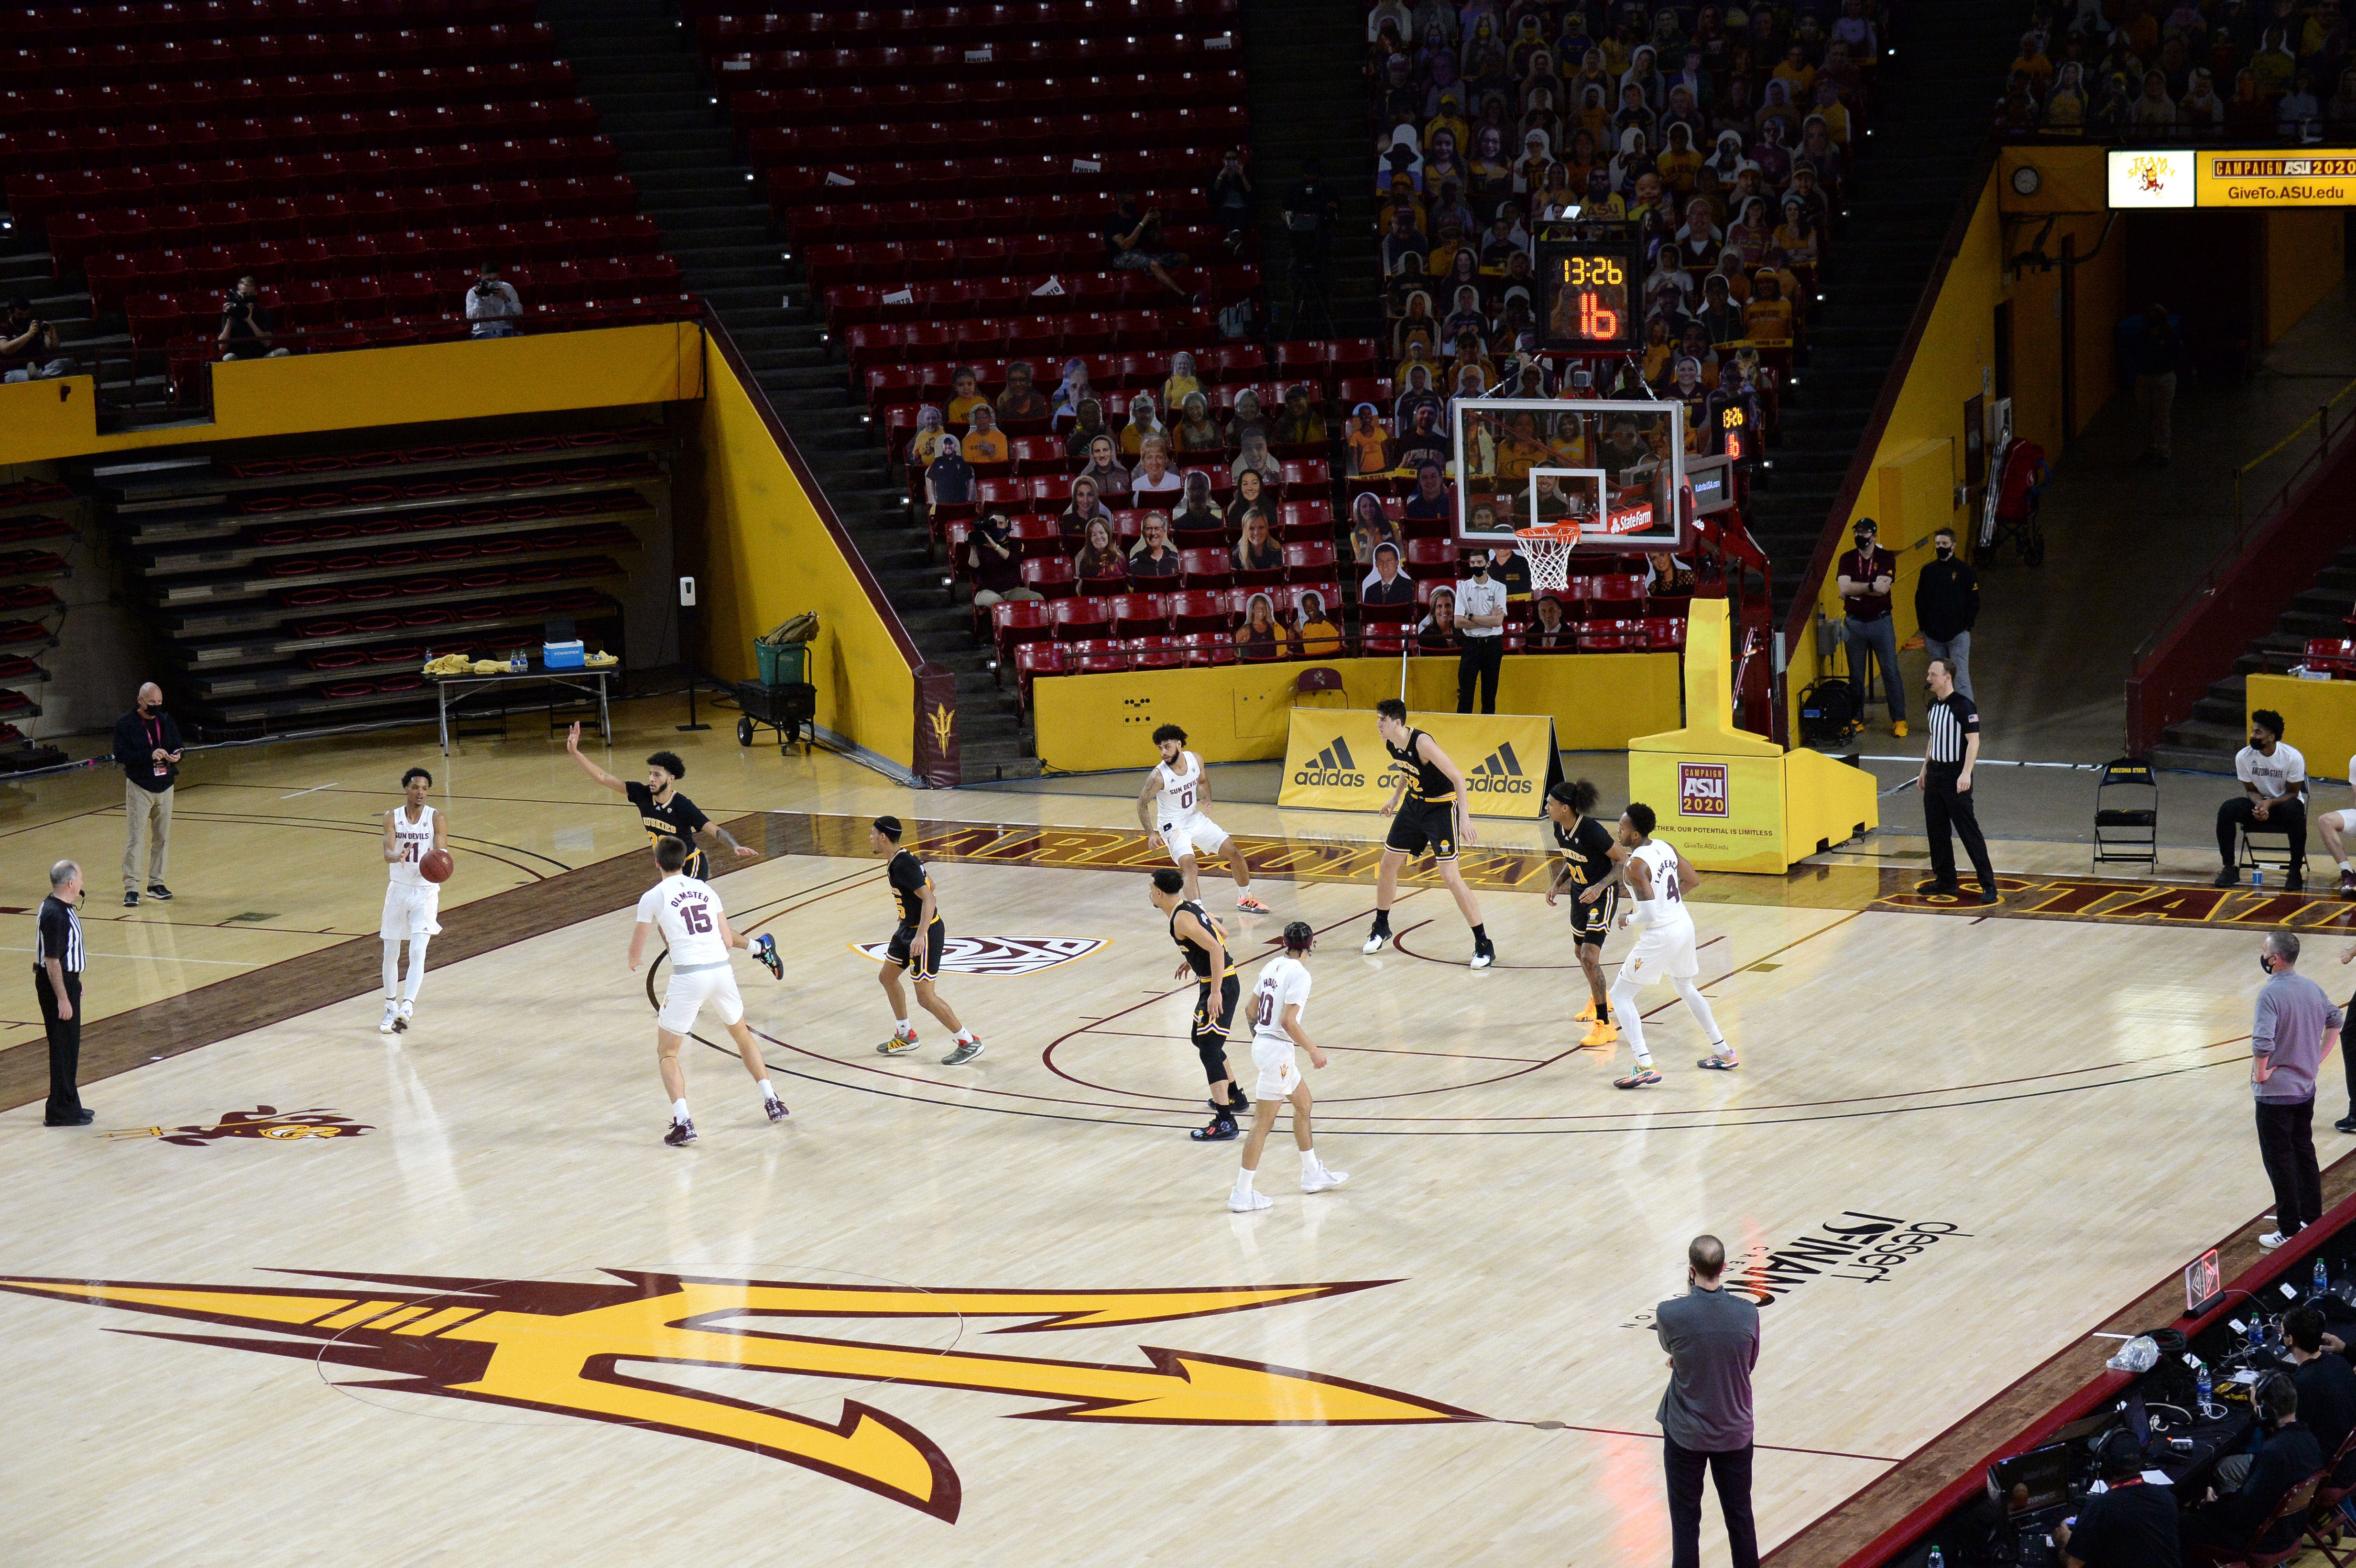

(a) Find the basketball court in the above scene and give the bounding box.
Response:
[0,710,2323,1565]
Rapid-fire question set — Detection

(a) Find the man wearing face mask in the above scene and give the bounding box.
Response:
[1912,526,1980,700]
[1915,658,1997,905]
[2250,932,2340,1250]
[1454,546,1508,714]
[112,681,182,907]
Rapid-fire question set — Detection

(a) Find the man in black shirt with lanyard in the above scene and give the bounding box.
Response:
[1150,868,1250,1142]
[1363,699,1494,968]
[869,816,984,1066]
[35,859,89,1126]
[1544,781,1622,1050]
[566,724,756,881]
[1914,657,1997,905]
[2054,1428,2177,1568]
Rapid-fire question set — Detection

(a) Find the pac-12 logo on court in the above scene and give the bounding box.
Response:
[851,935,1108,975]
[0,1271,1480,1522]
[1678,763,1729,817]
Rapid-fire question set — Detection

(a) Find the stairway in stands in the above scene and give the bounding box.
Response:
[1748,1,2020,627]
[0,250,136,417]
[2155,546,2356,772]
[1235,1,1379,339]
[534,0,1035,782]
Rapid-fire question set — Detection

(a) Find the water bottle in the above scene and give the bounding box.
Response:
[2197,1364,2214,1413]
[1927,1546,1944,1568]
[2319,1258,2332,1297]
[2253,864,2265,889]
[2252,1316,2269,1352]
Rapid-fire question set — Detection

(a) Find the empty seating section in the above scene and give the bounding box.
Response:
[91,425,669,732]
[0,0,693,385]
[0,482,72,762]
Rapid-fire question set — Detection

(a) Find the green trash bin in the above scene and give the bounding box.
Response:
[754,641,808,687]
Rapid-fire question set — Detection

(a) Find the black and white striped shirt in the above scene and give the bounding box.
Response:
[1925,691,1979,765]
[34,893,82,974]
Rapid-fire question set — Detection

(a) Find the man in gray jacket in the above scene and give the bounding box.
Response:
[2253,931,2342,1249]
[1656,1234,1760,1568]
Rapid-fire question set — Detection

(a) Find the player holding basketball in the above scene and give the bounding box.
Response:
[629,836,786,1146]
[870,816,984,1066]
[379,766,446,1035]
[1148,868,1250,1141]
[567,722,757,880]
[1362,699,1494,968]
[1598,803,1734,1089]
[1137,725,1269,912]
[1543,779,1621,1049]
[1231,921,1347,1211]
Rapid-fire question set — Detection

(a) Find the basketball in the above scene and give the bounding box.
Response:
[419,848,454,883]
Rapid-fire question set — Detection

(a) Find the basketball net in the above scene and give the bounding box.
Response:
[1516,523,1581,595]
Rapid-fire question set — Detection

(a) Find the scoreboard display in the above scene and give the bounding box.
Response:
[1539,237,1641,351]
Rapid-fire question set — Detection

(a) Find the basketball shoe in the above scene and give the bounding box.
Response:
[664,1119,698,1147]
[753,933,783,980]
[877,1027,920,1055]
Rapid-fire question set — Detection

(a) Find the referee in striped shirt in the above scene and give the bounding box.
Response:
[1915,659,1998,905]
[36,859,89,1126]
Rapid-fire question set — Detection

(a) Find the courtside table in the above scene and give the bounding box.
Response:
[434,664,616,754]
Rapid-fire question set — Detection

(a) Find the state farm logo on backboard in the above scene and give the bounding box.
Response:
[1678,762,1728,817]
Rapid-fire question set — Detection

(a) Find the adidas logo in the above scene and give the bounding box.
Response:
[1464,741,1534,795]
[1293,736,1365,788]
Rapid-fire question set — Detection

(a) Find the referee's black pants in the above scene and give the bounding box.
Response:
[36,966,81,1123]
[1922,762,1995,893]
[1457,635,1502,714]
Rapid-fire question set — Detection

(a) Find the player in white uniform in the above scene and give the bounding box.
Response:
[628,836,788,1146]
[1592,803,1732,1089]
[1137,724,1269,912]
[2318,752,2356,895]
[1229,921,1348,1212]
[379,767,446,1035]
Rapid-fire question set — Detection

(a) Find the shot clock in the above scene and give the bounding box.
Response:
[1538,237,1642,351]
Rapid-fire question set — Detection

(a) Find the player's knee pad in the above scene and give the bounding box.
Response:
[1196,1037,1230,1083]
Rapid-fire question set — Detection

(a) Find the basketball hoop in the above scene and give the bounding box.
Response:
[1516,523,1582,596]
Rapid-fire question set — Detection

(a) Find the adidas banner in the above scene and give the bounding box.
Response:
[1276,708,1563,818]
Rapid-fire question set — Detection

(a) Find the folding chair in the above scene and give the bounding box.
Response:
[2091,757,2158,873]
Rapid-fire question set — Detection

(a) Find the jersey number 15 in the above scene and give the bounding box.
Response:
[683,904,713,934]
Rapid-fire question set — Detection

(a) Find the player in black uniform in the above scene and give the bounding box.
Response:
[1148,868,1250,1141]
[869,816,984,1066]
[566,723,757,881]
[1544,779,1622,1048]
[1363,698,1494,967]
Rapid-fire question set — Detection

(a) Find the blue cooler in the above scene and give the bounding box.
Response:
[544,639,586,669]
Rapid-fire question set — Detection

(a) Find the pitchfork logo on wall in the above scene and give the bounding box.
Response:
[851,936,1110,975]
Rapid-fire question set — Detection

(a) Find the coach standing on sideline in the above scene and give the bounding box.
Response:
[2253,932,2341,1250]
[1656,1234,1760,1568]
[113,681,181,907]
[1915,658,1997,904]
[36,859,88,1126]
[1454,546,1507,714]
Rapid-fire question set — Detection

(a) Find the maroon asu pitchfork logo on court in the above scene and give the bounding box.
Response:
[105,1106,374,1146]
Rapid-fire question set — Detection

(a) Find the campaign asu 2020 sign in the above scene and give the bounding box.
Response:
[1276,709,1564,818]
[2109,147,2356,208]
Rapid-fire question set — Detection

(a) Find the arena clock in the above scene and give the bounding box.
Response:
[1538,238,1643,351]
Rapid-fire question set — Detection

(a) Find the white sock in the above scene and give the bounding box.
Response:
[1234,1167,1256,1191]
[2339,860,2351,873]
[1610,981,1650,1065]
[1299,1148,1320,1173]
[955,1028,976,1044]
[399,935,429,1003]
[897,1017,912,1034]
[382,942,400,998]
[757,1078,775,1101]
[1670,976,1724,1052]
[671,1098,690,1124]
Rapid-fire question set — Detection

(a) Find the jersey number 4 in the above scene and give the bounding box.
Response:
[683,904,714,934]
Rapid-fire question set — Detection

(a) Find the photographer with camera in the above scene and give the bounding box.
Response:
[1209,148,1254,256]
[2,298,71,382]
[217,275,287,360]
[466,263,523,339]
